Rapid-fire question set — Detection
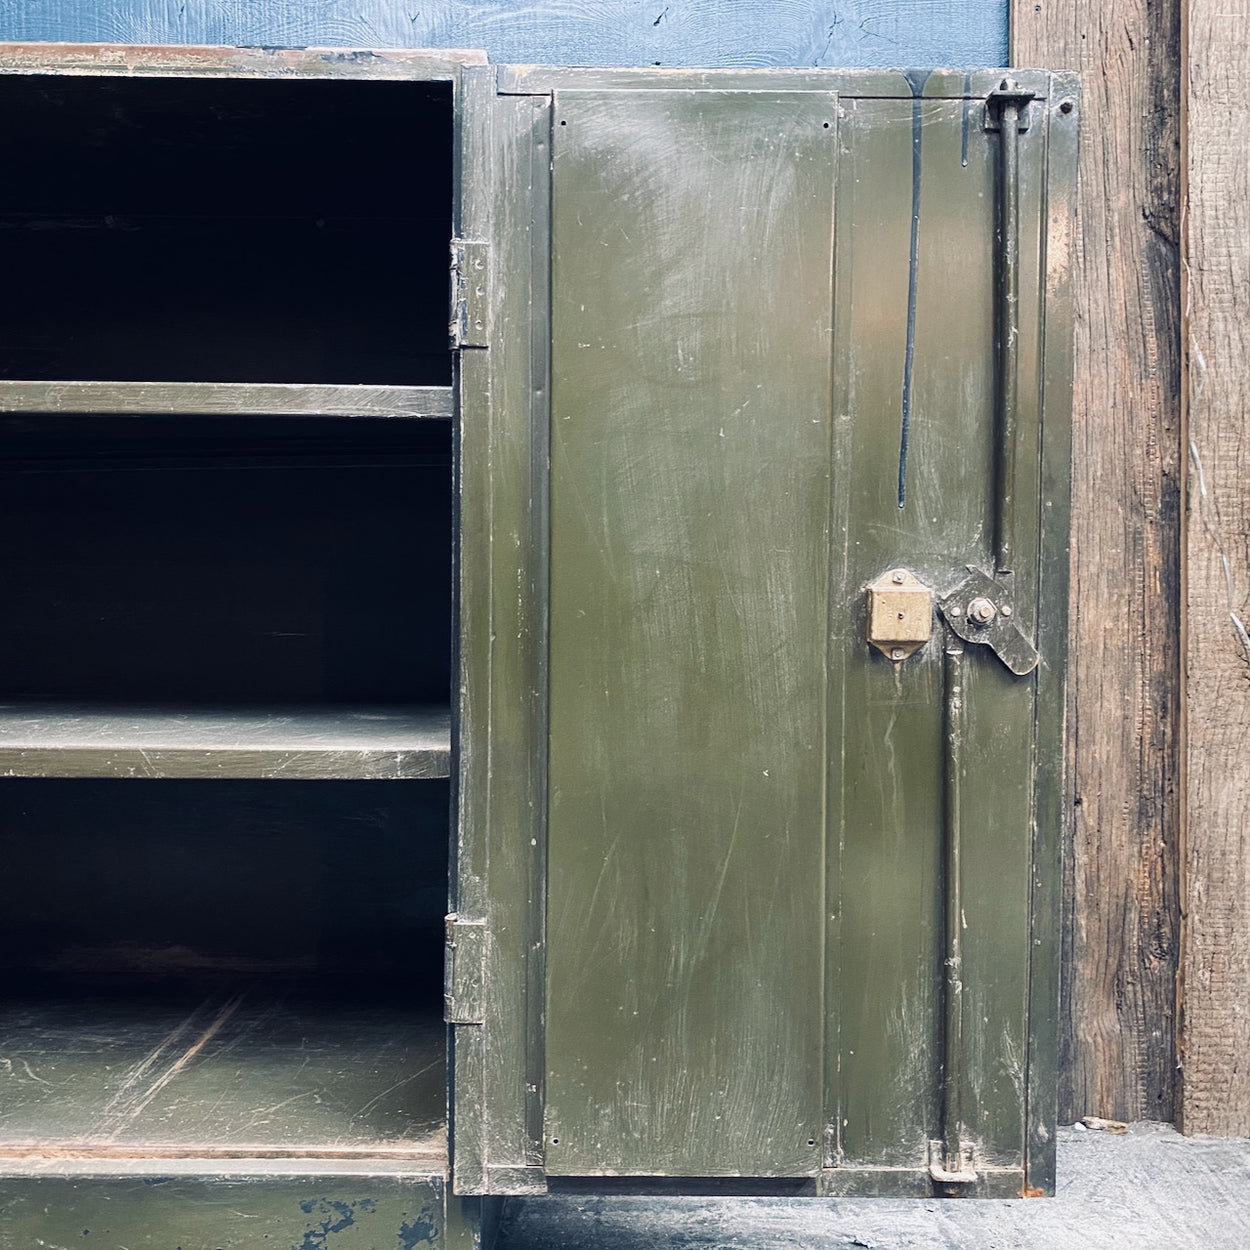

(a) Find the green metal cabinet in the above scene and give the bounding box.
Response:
[456,63,1076,1202]
[0,45,1075,1247]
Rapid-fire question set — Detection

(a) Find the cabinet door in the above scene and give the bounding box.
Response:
[456,68,1076,1195]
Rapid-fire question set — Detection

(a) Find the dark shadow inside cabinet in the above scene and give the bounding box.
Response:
[0,74,453,385]
[0,777,450,1157]
[0,68,457,1165]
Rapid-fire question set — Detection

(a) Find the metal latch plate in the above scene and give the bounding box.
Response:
[938,566,1039,675]
[866,569,933,661]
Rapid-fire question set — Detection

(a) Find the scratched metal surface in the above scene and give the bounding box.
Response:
[0,703,451,779]
[0,2,1007,69]
[0,382,454,419]
[826,90,1044,1183]
[0,1171,475,1248]
[544,87,837,1178]
[0,996,446,1157]
[466,68,1074,1195]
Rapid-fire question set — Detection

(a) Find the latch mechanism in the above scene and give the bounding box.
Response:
[938,566,1038,675]
[866,568,933,662]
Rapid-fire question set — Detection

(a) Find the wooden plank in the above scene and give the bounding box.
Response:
[0,704,450,779]
[0,42,482,77]
[0,382,453,419]
[1182,1,1250,1136]
[0,4,1006,71]
[1012,1,1182,1124]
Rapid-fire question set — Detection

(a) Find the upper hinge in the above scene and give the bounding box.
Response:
[449,238,490,349]
[444,913,487,1025]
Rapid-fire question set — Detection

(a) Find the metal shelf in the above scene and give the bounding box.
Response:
[0,704,451,780]
[0,382,453,419]
[0,994,447,1164]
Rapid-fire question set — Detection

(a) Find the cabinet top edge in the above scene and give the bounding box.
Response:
[0,48,1075,98]
[496,65,1073,99]
[0,42,486,80]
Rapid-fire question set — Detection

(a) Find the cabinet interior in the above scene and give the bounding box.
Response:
[0,74,453,386]
[0,69,457,1166]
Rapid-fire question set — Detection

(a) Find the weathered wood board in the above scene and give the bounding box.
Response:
[1012,0,1183,1126]
[1181,1,1250,1137]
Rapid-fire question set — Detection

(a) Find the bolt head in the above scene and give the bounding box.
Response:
[1001,604,1013,618]
[891,571,906,584]
[968,597,996,624]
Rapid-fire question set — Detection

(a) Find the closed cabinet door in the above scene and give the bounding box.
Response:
[455,66,1076,1198]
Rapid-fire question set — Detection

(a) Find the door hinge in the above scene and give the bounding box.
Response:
[444,913,487,1025]
[937,566,1039,675]
[449,239,490,349]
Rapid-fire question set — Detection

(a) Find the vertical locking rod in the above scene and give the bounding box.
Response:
[988,82,1033,579]
[936,639,970,1183]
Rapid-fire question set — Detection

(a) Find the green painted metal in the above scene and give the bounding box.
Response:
[544,87,838,1178]
[464,67,1076,1196]
[0,1169,491,1249]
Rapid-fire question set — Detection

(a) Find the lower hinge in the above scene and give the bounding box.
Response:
[928,1139,978,1186]
[445,913,487,1025]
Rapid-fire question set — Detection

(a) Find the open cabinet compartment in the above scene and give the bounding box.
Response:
[0,777,450,1163]
[0,413,453,778]
[0,72,453,386]
[0,52,464,1178]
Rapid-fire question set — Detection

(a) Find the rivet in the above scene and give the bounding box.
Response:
[891,647,907,661]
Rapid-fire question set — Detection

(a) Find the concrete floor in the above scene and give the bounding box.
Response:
[496,1123,1250,1249]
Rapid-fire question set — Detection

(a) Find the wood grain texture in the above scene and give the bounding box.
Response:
[0,1,1007,69]
[1012,0,1182,1124]
[1182,2,1250,1136]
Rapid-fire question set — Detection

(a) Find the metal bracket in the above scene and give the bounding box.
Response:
[449,238,490,348]
[866,568,934,662]
[938,566,1039,675]
[928,1139,978,1186]
[444,913,487,1025]
[983,78,1035,132]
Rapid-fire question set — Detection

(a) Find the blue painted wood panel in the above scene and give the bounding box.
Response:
[1,2,1007,69]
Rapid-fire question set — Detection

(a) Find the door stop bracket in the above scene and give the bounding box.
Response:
[928,1139,978,1187]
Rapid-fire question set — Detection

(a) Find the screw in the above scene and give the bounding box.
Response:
[891,570,906,584]
[968,597,996,624]
[891,648,907,661]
